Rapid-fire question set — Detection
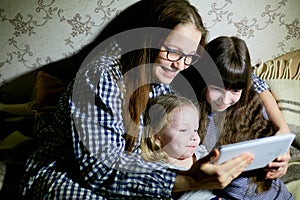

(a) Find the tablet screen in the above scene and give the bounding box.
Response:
[215,133,295,171]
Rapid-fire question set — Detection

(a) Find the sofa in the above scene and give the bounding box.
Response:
[0,49,299,199]
[253,49,300,199]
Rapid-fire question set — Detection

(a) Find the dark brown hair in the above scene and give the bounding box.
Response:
[198,36,253,141]
[198,36,276,193]
[206,36,251,102]
[216,88,275,193]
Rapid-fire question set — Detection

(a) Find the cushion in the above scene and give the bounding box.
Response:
[34,71,66,106]
[0,131,31,149]
[253,50,300,134]
[285,176,300,199]
[0,101,39,116]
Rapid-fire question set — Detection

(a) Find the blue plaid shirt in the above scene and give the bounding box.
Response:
[20,54,175,199]
[19,46,270,199]
[204,116,293,200]
[252,73,269,93]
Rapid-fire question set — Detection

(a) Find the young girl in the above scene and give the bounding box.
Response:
[198,36,294,199]
[141,94,219,200]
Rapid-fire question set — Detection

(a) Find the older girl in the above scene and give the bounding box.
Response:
[198,36,293,199]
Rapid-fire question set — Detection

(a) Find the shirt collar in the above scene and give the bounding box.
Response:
[149,84,173,98]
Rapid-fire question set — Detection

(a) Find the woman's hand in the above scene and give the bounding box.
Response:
[173,149,254,192]
[265,151,291,179]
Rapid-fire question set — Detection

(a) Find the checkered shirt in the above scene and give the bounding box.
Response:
[252,73,269,93]
[20,54,176,199]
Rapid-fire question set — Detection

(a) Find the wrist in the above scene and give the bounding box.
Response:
[172,171,196,192]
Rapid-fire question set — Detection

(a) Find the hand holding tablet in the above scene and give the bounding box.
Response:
[215,133,295,171]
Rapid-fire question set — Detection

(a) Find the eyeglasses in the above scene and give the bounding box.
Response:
[161,45,200,65]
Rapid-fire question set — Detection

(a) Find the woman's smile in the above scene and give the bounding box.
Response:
[160,65,178,76]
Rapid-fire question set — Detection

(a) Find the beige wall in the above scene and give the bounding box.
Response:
[0,0,299,88]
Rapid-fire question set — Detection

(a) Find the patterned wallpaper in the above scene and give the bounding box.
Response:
[0,0,299,86]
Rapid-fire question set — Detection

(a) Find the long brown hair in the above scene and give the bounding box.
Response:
[110,0,207,152]
[217,89,276,192]
[198,36,253,141]
[199,36,276,192]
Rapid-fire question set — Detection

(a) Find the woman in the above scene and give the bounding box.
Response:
[19,1,254,199]
[198,36,293,199]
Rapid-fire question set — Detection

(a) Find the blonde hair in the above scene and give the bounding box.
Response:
[141,94,199,162]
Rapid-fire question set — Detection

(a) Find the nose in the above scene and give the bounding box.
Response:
[173,57,187,71]
[190,131,198,141]
[220,91,232,104]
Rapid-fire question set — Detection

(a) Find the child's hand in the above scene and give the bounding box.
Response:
[265,151,290,179]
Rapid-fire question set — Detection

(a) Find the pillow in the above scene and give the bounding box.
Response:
[34,71,66,106]
[253,50,300,134]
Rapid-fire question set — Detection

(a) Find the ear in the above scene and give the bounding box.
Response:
[152,131,161,141]
[152,131,163,146]
[151,132,163,148]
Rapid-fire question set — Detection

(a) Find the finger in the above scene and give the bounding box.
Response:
[266,167,287,179]
[275,153,291,162]
[200,149,220,164]
[266,162,287,170]
[277,166,288,175]
[223,153,254,177]
[210,149,220,163]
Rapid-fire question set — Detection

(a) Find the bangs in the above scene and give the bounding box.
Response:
[204,36,252,91]
[222,68,248,90]
[221,61,249,90]
[210,62,248,90]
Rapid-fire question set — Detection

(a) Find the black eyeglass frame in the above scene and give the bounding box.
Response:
[161,45,200,65]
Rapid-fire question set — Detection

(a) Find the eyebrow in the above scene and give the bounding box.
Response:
[163,44,197,54]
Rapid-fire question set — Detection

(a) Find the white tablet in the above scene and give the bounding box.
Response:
[215,133,295,171]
